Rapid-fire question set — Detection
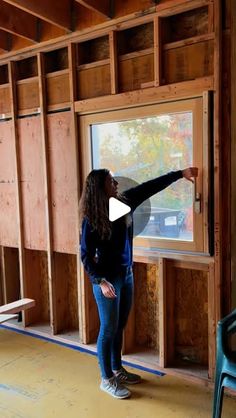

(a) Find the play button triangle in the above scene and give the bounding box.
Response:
[109,197,131,222]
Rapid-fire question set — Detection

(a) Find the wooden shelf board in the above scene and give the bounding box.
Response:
[0,83,9,88]
[124,346,159,366]
[47,102,71,112]
[0,112,11,119]
[2,320,52,337]
[166,360,209,382]
[163,33,215,51]
[16,76,38,85]
[140,81,155,88]
[156,0,211,17]
[78,58,110,71]
[133,247,214,266]
[18,107,40,116]
[119,47,154,62]
[55,329,80,343]
[45,69,69,78]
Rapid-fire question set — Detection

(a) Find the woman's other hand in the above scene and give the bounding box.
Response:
[100,279,117,298]
[182,167,198,183]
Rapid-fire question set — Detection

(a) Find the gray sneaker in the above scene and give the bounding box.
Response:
[114,366,141,385]
[100,376,131,399]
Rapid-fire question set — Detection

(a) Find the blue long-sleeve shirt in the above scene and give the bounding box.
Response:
[80,171,183,284]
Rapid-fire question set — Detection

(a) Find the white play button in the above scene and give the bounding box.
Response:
[109,197,131,222]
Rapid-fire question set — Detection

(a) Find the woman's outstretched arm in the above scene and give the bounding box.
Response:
[123,167,198,210]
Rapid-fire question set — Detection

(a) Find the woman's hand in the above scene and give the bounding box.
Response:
[100,279,117,298]
[182,167,198,183]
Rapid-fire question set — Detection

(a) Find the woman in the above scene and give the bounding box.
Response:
[79,167,198,399]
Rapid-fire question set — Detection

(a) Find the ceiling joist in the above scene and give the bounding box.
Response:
[0,0,38,42]
[74,0,111,18]
[2,0,72,32]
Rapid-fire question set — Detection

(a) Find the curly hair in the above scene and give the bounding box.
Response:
[79,169,112,240]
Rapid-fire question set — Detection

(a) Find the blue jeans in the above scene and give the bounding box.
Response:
[93,267,133,379]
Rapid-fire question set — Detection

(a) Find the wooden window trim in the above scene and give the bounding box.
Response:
[79,95,210,254]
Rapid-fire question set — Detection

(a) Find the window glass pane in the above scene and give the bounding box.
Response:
[91,112,193,241]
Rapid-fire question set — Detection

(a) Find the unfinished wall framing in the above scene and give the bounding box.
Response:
[0,0,231,386]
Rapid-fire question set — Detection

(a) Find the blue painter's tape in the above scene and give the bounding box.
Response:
[0,324,165,377]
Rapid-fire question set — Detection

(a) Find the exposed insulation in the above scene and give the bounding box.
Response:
[117,22,154,55]
[162,7,209,43]
[15,57,38,80]
[78,36,109,64]
[44,47,68,73]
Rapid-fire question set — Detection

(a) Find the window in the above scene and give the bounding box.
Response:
[80,98,209,253]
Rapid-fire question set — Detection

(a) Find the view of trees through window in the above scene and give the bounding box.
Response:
[91,112,194,241]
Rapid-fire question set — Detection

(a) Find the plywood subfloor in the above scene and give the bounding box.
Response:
[0,328,236,418]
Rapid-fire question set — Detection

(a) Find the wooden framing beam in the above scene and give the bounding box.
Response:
[156,0,213,16]
[154,15,162,86]
[37,52,58,334]
[8,61,28,326]
[74,0,111,18]
[208,262,216,379]
[0,7,164,61]
[0,298,35,314]
[75,76,214,114]
[68,43,83,339]
[213,0,222,321]
[159,258,167,368]
[2,0,72,32]
[231,0,236,309]
[0,30,10,51]
[109,31,118,94]
[0,0,38,42]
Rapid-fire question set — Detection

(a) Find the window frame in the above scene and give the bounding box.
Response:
[79,96,210,254]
